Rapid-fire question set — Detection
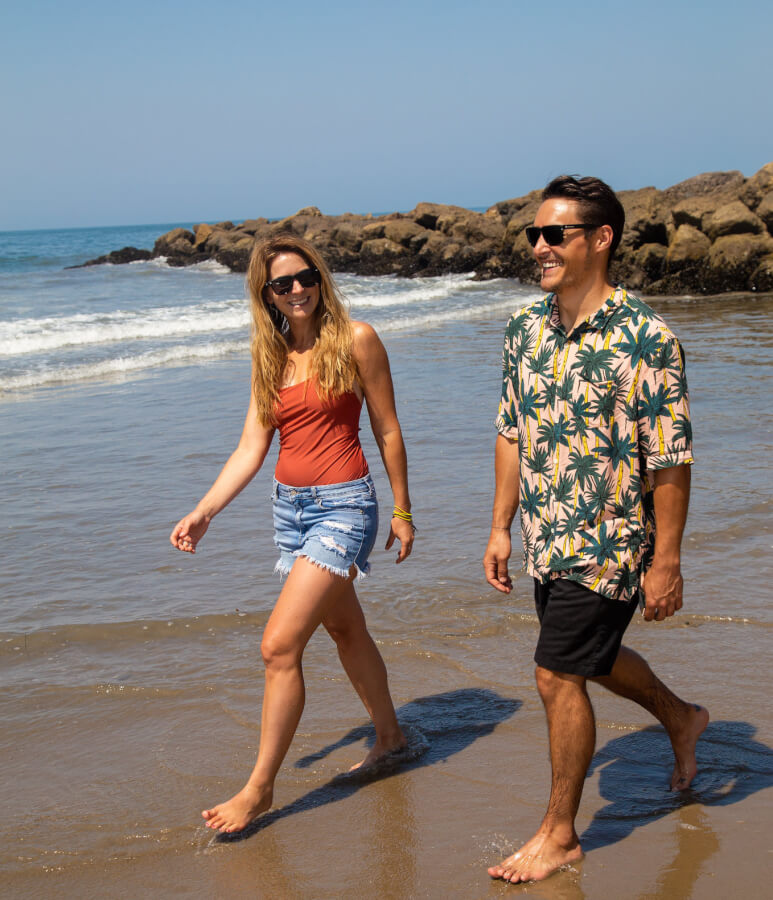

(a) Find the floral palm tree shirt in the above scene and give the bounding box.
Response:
[496,286,694,603]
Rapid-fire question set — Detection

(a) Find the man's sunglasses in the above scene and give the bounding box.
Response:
[525,224,601,247]
[265,267,321,295]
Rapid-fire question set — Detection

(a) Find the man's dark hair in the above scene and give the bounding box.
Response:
[542,175,625,263]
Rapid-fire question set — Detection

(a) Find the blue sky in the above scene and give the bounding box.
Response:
[2,0,771,230]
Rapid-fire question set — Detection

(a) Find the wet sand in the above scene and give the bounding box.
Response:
[2,295,772,898]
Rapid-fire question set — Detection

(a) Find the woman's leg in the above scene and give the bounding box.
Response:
[322,580,406,768]
[202,557,355,832]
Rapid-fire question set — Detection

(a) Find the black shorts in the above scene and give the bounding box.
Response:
[533,578,639,678]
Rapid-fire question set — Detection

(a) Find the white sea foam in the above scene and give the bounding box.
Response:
[0,300,249,356]
[378,296,534,333]
[345,273,478,308]
[0,340,247,392]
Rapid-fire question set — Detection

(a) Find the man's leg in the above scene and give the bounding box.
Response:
[593,645,709,790]
[488,666,589,883]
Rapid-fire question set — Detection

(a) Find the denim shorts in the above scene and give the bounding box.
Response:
[271,474,379,579]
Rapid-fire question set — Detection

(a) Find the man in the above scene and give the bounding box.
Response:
[483,175,708,884]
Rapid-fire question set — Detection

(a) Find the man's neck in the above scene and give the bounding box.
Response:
[554,276,616,333]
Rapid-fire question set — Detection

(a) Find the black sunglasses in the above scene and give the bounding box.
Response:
[525,224,601,247]
[265,267,321,295]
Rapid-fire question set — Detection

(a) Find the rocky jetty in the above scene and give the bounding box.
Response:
[79,162,773,294]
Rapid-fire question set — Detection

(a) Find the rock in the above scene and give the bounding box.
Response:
[76,161,773,295]
[636,242,668,279]
[358,238,406,274]
[671,195,721,231]
[755,191,773,232]
[662,170,744,203]
[193,223,213,249]
[666,225,711,271]
[618,188,669,249]
[704,201,765,241]
[411,202,447,230]
[705,233,773,292]
[67,246,152,268]
[154,227,195,256]
[738,162,773,210]
[383,218,426,247]
[750,254,773,291]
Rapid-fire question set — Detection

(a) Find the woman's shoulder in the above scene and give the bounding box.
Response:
[350,320,383,354]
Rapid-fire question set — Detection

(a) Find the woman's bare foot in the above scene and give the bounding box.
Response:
[488,830,584,883]
[349,733,407,772]
[670,703,709,790]
[201,783,273,833]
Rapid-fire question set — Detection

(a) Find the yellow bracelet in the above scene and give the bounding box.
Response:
[392,506,417,532]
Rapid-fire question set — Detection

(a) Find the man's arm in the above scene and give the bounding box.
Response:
[641,464,691,621]
[483,433,521,593]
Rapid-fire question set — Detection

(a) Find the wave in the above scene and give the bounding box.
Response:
[0,300,249,356]
[0,340,247,391]
[378,295,533,333]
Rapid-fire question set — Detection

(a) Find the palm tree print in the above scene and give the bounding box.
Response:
[495,287,693,603]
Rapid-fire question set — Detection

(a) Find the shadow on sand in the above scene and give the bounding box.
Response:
[215,687,521,842]
[581,719,773,852]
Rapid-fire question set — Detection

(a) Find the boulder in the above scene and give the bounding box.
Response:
[358,238,406,274]
[383,218,427,247]
[671,195,721,230]
[68,246,152,268]
[755,191,773,233]
[154,228,196,257]
[750,254,773,291]
[705,233,773,292]
[193,223,214,249]
[666,225,711,271]
[738,162,773,210]
[704,201,765,241]
[662,170,744,203]
[636,242,668,279]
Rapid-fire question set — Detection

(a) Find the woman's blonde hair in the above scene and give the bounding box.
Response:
[247,233,356,426]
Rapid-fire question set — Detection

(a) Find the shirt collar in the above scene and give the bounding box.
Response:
[546,285,627,336]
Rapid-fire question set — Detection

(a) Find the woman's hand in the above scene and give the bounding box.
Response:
[170,510,211,554]
[385,515,415,564]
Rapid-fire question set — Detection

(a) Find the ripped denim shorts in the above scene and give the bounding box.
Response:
[271,474,378,579]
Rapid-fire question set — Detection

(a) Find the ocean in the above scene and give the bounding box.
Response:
[1,224,772,898]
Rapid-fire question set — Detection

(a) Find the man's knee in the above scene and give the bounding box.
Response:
[535,665,587,702]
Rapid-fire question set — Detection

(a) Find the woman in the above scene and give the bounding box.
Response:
[170,234,414,834]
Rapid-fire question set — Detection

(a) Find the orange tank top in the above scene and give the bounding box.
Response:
[274,379,369,486]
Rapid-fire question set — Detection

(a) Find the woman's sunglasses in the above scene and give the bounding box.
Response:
[525,224,601,247]
[265,267,321,295]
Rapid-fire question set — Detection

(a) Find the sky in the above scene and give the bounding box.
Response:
[2,0,771,231]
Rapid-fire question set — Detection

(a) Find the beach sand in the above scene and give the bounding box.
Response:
[2,295,772,898]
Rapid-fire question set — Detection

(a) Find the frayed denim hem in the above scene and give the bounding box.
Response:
[273,555,371,581]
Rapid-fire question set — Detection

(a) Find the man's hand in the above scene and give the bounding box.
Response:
[484,528,513,593]
[641,560,683,621]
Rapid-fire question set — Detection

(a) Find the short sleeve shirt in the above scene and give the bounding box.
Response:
[496,286,694,602]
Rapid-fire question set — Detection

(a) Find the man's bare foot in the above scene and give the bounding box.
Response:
[669,703,709,790]
[201,783,273,833]
[349,733,407,772]
[488,830,583,883]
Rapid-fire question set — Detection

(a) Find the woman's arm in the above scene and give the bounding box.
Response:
[170,379,275,553]
[351,321,413,563]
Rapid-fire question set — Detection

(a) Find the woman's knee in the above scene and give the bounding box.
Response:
[325,614,368,652]
[261,630,303,671]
